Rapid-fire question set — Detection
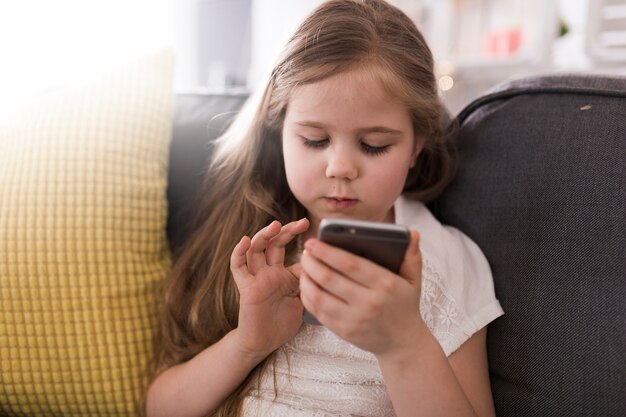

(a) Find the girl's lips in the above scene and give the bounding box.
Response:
[325,197,358,210]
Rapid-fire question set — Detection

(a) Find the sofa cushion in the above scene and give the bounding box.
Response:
[432,74,626,417]
[0,51,174,415]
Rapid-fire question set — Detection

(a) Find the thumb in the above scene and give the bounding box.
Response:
[399,230,422,285]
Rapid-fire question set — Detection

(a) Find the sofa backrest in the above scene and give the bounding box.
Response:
[432,74,626,417]
[167,92,247,254]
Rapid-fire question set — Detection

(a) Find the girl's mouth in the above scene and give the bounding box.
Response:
[325,197,358,210]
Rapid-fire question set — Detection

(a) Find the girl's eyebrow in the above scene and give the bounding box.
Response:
[295,121,403,136]
[357,126,403,136]
[295,120,327,129]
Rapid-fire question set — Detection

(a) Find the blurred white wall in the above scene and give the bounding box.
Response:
[248,0,626,114]
[0,0,177,116]
[0,0,253,116]
[248,0,323,87]
[1,0,623,117]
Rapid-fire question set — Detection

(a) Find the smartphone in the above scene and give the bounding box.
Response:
[303,218,410,325]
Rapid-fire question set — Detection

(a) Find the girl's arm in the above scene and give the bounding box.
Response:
[147,219,309,417]
[300,231,496,417]
[145,329,266,417]
[377,327,495,417]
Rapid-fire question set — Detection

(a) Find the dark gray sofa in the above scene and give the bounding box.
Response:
[167,75,626,417]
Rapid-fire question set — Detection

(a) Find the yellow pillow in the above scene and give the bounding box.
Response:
[0,51,173,415]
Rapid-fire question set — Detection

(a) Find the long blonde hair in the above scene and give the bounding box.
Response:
[149,1,456,415]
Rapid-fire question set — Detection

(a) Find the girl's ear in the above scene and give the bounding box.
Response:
[410,135,426,168]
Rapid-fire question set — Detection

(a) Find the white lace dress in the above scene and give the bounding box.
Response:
[242,196,504,417]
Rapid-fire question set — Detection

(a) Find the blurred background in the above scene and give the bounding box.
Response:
[1,0,625,116]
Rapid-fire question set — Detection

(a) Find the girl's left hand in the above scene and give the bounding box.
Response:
[300,230,426,356]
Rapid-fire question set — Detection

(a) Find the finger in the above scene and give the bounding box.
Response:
[300,272,348,325]
[266,218,310,266]
[246,221,281,272]
[230,235,252,286]
[300,248,366,304]
[302,238,390,288]
[398,230,422,285]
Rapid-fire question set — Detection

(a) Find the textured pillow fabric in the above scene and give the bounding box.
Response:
[433,75,625,417]
[0,51,173,415]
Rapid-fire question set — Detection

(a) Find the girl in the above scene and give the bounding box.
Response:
[146,1,503,416]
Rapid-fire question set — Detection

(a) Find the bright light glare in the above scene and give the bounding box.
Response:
[0,0,175,117]
[438,75,455,91]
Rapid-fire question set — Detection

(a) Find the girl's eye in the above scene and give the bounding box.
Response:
[301,137,389,155]
[302,137,329,149]
[360,142,390,155]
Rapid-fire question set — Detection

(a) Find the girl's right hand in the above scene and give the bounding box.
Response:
[229,218,309,361]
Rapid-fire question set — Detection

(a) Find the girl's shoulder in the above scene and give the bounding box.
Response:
[395,195,503,354]
[394,195,480,266]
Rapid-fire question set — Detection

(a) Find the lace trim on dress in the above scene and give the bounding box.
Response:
[420,257,470,356]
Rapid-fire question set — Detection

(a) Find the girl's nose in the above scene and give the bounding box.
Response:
[325,150,358,180]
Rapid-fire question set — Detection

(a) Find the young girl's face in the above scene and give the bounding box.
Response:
[282,67,422,235]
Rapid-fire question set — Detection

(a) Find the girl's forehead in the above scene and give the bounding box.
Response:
[284,67,413,132]
[288,66,406,113]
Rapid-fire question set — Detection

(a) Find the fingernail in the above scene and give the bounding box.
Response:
[304,239,316,250]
